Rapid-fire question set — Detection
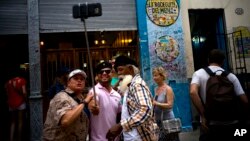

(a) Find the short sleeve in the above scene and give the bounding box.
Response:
[52,93,73,125]
[191,72,200,85]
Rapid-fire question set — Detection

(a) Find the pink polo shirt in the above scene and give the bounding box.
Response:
[89,83,122,141]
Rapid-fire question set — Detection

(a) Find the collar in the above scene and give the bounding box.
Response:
[64,88,74,94]
[96,83,115,94]
[130,74,139,83]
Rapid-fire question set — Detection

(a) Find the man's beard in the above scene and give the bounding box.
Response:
[118,75,133,94]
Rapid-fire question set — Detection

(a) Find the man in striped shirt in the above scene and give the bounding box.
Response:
[106,55,157,141]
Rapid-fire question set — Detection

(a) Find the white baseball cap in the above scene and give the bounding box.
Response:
[68,69,87,80]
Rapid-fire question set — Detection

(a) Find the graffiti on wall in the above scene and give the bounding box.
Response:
[146,0,186,82]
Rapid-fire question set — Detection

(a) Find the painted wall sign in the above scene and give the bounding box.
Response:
[146,0,186,82]
[136,0,192,131]
[155,35,180,62]
[146,0,179,26]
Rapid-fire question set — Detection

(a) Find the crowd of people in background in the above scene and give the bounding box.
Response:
[2,49,249,141]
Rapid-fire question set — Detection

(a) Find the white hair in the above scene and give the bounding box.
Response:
[119,75,133,94]
[130,65,139,74]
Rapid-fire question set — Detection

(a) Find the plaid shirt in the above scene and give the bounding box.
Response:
[120,74,157,141]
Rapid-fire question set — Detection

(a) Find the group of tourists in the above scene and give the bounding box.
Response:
[5,49,248,141]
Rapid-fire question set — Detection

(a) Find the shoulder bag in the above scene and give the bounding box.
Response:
[160,93,182,134]
[162,116,182,134]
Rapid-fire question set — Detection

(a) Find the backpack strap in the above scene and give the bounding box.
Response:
[200,67,215,108]
[203,67,215,76]
[220,71,229,77]
[63,90,82,104]
[204,67,230,77]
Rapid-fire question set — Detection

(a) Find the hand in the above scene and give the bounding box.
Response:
[201,122,209,133]
[152,100,157,106]
[88,98,100,115]
[106,123,123,141]
[84,92,94,103]
[200,116,209,133]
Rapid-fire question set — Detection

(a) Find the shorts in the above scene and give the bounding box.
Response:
[9,102,26,111]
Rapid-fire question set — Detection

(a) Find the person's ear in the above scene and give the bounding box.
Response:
[127,65,134,74]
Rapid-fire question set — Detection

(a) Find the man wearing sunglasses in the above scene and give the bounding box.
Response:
[88,61,122,141]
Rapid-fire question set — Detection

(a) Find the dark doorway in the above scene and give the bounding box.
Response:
[188,9,227,70]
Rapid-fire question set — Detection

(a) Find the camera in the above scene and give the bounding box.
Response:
[73,3,102,19]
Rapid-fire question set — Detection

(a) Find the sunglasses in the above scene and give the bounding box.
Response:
[99,69,111,74]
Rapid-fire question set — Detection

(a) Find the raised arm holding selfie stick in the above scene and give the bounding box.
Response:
[73,2,102,107]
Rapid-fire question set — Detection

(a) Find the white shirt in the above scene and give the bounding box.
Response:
[121,90,142,141]
[191,65,245,103]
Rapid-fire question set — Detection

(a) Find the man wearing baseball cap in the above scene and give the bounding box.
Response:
[43,69,93,141]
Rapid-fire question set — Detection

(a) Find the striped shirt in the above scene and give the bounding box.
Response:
[120,74,157,141]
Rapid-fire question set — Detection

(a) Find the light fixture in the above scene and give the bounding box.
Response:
[101,39,106,44]
[83,63,87,68]
[121,39,132,43]
[192,36,206,44]
[94,39,106,45]
[40,41,44,46]
[94,31,106,45]
[94,40,99,45]
[20,63,29,70]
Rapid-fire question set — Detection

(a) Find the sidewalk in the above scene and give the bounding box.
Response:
[179,128,200,141]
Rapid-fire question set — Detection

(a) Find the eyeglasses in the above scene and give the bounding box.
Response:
[99,69,111,74]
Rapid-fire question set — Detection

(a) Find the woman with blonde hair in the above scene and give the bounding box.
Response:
[152,66,179,141]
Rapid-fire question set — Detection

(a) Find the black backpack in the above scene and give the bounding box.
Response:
[203,67,238,122]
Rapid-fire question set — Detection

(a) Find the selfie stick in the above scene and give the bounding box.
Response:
[82,18,97,106]
[73,2,102,106]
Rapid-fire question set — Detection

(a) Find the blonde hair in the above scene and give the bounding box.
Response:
[152,66,167,80]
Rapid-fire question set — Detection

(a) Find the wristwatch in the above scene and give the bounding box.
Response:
[80,100,88,105]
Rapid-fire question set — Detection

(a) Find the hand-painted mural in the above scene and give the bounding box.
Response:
[146,0,187,83]
[155,35,180,62]
[136,0,192,131]
[146,0,179,26]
